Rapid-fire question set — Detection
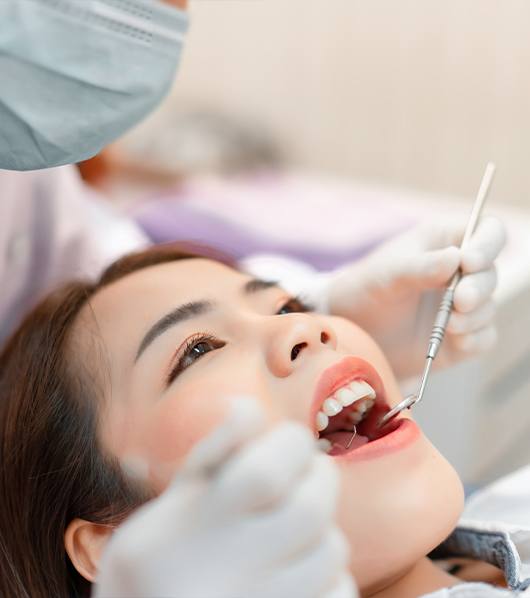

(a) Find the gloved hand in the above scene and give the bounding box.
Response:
[95,399,357,598]
[328,216,506,379]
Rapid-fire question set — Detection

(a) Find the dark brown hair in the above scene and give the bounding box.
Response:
[0,243,229,598]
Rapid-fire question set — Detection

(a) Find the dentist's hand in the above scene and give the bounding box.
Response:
[328,216,506,379]
[95,399,356,598]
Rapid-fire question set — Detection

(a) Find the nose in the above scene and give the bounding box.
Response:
[266,314,337,377]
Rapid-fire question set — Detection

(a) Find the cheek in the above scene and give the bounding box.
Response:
[136,370,268,487]
[148,388,230,466]
[331,317,386,367]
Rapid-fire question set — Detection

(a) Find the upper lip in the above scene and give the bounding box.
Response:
[309,356,388,435]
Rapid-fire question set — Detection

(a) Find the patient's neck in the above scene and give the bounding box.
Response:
[367,557,459,598]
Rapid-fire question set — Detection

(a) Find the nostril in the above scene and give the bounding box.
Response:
[320,331,330,344]
[291,342,307,361]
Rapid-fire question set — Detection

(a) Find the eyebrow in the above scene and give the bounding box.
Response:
[134,278,280,362]
[243,278,278,294]
[135,301,212,361]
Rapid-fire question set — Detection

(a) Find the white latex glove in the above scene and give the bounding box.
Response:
[328,216,506,379]
[95,399,356,598]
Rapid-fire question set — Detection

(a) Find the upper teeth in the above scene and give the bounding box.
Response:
[316,380,376,433]
[322,398,342,417]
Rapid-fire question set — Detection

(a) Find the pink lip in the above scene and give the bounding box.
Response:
[309,356,386,435]
[309,356,421,461]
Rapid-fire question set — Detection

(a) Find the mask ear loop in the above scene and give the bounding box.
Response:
[344,425,358,449]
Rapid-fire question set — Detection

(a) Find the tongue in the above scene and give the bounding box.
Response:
[324,430,369,453]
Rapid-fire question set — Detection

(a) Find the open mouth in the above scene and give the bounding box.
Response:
[312,357,401,457]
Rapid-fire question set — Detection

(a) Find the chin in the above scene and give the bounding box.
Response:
[336,431,465,594]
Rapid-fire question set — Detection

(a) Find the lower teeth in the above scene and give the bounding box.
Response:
[317,438,332,452]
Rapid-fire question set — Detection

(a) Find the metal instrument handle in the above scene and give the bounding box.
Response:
[427,162,496,361]
[427,283,457,359]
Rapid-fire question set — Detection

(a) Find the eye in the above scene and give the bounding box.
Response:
[166,334,225,386]
[188,341,212,359]
[276,295,314,315]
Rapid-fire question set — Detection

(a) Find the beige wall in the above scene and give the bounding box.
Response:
[165,0,530,207]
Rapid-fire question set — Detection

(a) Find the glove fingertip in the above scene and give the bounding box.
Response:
[461,249,487,273]
[121,455,150,482]
[436,245,461,264]
[182,397,266,476]
[324,572,359,598]
[422,246,460,285]
[453,285,480,313]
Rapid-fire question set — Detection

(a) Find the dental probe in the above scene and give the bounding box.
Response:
[377,162,497,429]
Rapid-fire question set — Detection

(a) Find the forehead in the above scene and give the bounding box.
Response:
[75,259,246,360]
[89,258,244,322]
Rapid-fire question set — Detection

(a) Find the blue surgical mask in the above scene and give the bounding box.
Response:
[0,0,188,171]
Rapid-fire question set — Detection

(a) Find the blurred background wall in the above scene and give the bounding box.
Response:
[153,0,530,207]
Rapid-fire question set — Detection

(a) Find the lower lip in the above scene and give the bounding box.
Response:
[332,418,420,462]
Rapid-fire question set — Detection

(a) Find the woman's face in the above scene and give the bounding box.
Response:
[76,258,464,592]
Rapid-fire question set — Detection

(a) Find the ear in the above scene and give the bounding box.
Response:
[65,518,114,583]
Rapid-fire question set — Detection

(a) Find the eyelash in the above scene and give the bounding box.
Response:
[165,295,314,387]
[275,295,314,316]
